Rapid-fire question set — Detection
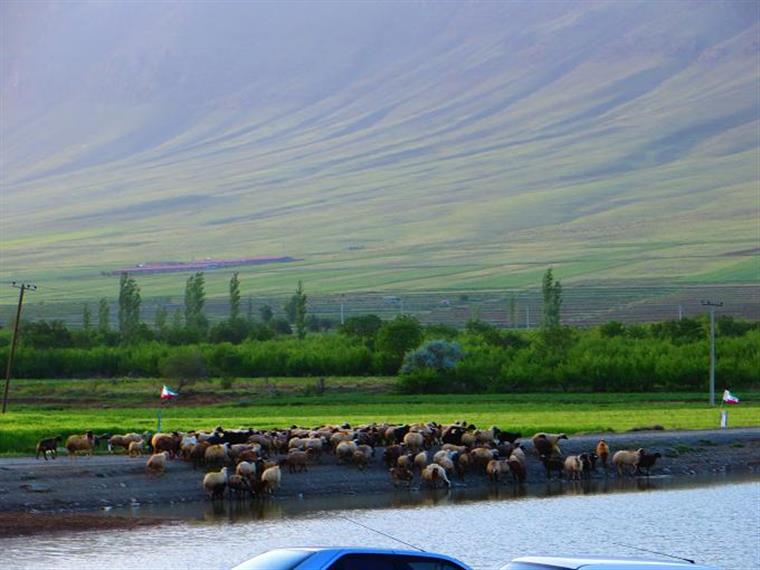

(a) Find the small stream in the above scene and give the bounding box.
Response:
[2,474,758,570]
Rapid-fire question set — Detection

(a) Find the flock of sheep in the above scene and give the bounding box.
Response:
[35,422,663,499]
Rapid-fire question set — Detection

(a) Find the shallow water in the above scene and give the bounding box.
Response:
[3,474,758,570]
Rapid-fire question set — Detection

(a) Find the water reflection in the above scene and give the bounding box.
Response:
[119,471,755,525]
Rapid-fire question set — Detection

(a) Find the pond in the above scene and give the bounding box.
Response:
[2,474,757,570]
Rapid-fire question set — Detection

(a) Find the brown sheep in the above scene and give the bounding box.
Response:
[66,432,96,459]
[421,464,451,489]
[596,439,610,468]
[402,432,424,453]
[204,443,230,467]
[335,440,358,463]
[486,459,510,483]
[227,474,251,498]
[190,441,210,469]
[151,432,181,458]
[469,447,497,473]
[352,450,369,470]
[283,450,309,473]
[507,458,526,483]
[413,451,429,473]
[146,451,169,476]
[396,453,415,471]
[389,467,414,488]
[108,433,142,454]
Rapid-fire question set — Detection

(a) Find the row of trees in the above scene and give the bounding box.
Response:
[65,272,316,347]
[1,315,757,392]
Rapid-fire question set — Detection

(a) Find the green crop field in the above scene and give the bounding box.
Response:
[2,385,757,455]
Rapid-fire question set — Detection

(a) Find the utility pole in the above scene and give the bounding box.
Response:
[2,282,37,414]
[701,300,723,406]
[678,305,683,321]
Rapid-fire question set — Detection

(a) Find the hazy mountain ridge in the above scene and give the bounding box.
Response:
[1,0,758,294]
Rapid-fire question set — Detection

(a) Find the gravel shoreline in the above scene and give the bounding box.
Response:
[0,427,758,536]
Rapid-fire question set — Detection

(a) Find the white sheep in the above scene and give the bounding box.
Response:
[564,455,583,480]
[128,439,145,457]
[203,466,229,499]
[260,465,281,495]
[613,449,643,476]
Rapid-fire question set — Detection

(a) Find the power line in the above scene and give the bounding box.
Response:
[2,282,37,414]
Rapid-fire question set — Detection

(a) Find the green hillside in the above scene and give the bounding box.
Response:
[1,1,758,306]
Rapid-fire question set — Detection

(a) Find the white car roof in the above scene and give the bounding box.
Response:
[509,556,719,569]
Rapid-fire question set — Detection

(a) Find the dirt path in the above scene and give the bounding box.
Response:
[1,428,758,518]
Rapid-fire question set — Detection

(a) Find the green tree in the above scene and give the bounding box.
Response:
[542,268,562,329]
[159,347,207,391]
[82,304,92,332]
[508,295,517,328]
[376,314,424,366]
[229,272,241,321]
[294,280,307,340]
[246,295,254,322]
[154,305,168,335]
[259,304,273,323]
[97,298,110,334]
[340,314,382,345]
[117,272,141,341]
[184,272,208,333]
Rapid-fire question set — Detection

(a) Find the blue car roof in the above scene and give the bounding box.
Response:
[243,547,472,568]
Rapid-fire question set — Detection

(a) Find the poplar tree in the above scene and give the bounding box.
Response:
[154,305,168,334]
[541,268,562,329]
[229,272,241,321]
[98,298,110,334]
[294,280,307,340]
[118,272,141,340]
[82,303,92,332]
[184,272,207,332]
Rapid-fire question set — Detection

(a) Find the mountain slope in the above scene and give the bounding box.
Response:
[1,0,758,300]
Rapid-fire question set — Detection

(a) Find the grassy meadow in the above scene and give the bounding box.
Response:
[2,383,758,455]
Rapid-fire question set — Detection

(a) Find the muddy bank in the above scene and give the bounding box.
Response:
[0,427,758,529]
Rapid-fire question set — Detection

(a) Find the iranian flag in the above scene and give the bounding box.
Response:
[160,385,178,400]
[722,390,740,405]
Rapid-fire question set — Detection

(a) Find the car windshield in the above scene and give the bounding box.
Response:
[232,549,316,570]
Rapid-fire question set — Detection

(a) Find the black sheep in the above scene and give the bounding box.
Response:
[636,451,662,476]
[540,454,564,479]
[35,436,62,460]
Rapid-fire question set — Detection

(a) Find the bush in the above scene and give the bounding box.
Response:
[159,347,207,390]
[401,340,463,374]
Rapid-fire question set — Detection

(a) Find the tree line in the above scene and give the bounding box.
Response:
[0,269,757,393]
